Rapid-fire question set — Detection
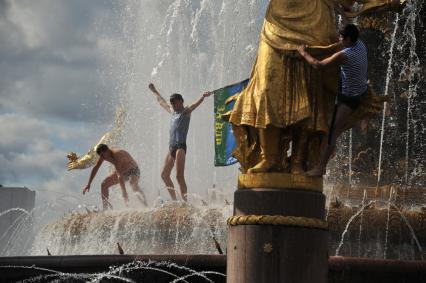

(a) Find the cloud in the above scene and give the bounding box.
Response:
[0,113,99,183]
[0,111,110,214]
[0,0,131,218]
[0,0,118,123]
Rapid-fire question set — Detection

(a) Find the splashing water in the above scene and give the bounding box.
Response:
[335,199,423,258]
[30,202,231,256]
[379,0,423,187]
[0,260,226,283]
[357,189,367,257]
[383,186,395,259]
[377,14,400,189]
[99,1,269,202]
[0,208,31,218]
[331,0,424,190]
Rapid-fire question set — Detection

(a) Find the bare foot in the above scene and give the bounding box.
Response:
[305,168,325,177]
[247,160,278,174]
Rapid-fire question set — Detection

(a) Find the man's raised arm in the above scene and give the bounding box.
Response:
[185,91,213,114]
[148,83,172,113]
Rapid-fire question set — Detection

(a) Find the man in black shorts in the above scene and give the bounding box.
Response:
[82,144,147,210]
[148,83,212,201]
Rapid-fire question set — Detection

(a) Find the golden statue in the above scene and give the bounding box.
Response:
[226,0,405,177]
[67,106,125,170]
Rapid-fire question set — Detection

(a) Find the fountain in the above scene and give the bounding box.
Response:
[30,203,230,256]
[0,0,425,282]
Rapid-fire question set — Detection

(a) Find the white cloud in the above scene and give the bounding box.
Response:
[6,1,48,49]
[0,0,119,123]
[0,113,101,182]
[0,113,49,154]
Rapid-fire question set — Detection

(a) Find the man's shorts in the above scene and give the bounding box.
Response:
[338,90,367,111]
[169,143,187,159]
[123,167,140,181]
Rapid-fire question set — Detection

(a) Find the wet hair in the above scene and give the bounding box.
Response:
[170,93,184,103]
[96,144,109,155]
[340,24,359,43]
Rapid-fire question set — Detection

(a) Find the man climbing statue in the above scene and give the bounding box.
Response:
[298,24,369,176]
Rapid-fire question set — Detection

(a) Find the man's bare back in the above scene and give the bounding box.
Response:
[106,148,138,176]
[82,144,147,209]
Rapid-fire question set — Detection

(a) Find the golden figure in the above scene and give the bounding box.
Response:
[67,106,125,170]
[226,0,405,175]
[67,132,114,170]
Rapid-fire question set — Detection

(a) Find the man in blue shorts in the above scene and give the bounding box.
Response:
[148,83,212,201]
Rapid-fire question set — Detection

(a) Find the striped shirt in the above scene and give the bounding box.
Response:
[341,40,368,97]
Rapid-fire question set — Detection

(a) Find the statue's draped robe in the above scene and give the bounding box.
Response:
[229,0,340,133]
[227,0,390,171]
[227,0,341,170]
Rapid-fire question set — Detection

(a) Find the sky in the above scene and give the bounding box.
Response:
[0,0,121,210]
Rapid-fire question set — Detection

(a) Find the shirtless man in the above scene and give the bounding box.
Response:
[82,144,147,210]
[148,83,212,201]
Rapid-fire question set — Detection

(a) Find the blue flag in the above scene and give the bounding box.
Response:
[213,79,249,166]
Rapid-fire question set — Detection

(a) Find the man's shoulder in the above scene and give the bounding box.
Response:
[356,40,367,50]
[183,107,192,115]
[111,148,127,155]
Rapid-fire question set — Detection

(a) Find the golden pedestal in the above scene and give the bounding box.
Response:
[238,173,323,192]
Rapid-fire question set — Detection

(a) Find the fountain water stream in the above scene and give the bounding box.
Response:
[330,0,424,191]
[377,14,399,189]
[100,0,269,203]
[335,199,423,258]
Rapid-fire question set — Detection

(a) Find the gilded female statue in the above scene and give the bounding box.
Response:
[226,0,405,174]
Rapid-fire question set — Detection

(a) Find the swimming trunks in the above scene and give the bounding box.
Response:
[169,143,187,159]
[123,167,140,180]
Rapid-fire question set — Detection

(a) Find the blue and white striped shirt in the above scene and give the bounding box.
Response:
[341,40,368,97]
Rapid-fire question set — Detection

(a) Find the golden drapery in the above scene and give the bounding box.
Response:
[226,0,398,172]
[229,0,341,132]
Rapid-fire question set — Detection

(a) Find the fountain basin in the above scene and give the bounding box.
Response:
[30,203,426,260]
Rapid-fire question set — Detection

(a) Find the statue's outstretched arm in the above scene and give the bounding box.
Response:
[67,132,112,170]
[340,0,406,18]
